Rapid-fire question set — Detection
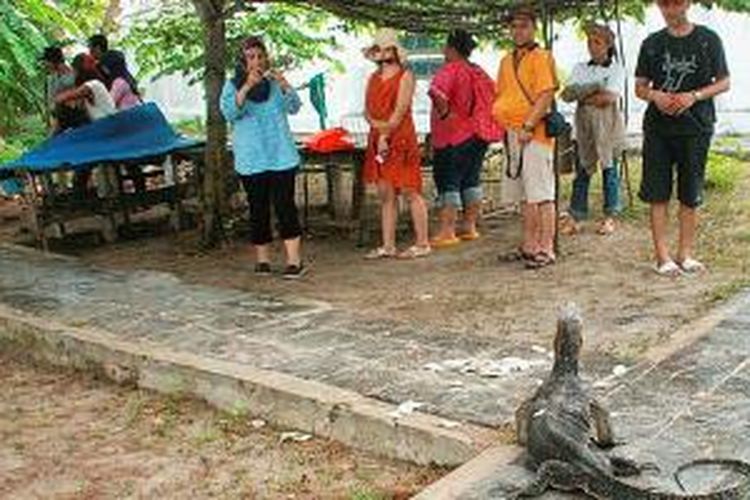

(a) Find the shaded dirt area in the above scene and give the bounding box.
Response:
[65,191,750,363]
[0,352,445,499]
[2,155,750,365]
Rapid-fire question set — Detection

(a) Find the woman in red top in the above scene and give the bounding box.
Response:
[362,29,430,259]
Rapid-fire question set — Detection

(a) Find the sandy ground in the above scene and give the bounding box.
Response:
[0,352,445,499]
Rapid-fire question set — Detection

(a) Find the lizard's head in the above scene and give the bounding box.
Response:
[553,303,583,373]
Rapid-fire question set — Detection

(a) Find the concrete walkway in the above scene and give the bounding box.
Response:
[419,291,750,498]
[0,244,558,429]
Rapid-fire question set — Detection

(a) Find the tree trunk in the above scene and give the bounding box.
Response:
[191,0,229,246]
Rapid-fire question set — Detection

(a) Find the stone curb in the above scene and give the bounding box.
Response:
[0,304,496,467]
[411,445,522,500]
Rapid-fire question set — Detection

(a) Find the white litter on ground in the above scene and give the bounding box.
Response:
[436,420,461,429]
[279,431,313,443]
[612,364,629,377]
[388,400,425,419]
[423,356,549,379]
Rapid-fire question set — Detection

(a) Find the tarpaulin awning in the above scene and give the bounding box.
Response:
[0,103,203,178]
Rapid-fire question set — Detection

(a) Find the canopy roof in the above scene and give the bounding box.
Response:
[301,0,618,34]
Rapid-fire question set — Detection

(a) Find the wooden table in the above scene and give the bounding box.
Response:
[19,150,201,250]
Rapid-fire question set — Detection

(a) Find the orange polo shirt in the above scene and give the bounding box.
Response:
[493,47,558,146]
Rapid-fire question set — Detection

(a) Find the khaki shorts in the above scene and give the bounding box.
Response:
[501,131,555,204]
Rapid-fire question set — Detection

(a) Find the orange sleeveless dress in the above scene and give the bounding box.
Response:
[363,68,422,192]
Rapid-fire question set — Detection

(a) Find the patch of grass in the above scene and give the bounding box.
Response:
[349,487,386,500]
[123,392,146,428]
[705,152,743,193]
[216,408,252,437]
[191,420,222,446]
[706,279,750,304]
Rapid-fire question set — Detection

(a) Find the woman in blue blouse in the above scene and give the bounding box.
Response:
[220,36,305,279]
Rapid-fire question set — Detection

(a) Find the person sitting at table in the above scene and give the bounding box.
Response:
[99,50,145,196]
[56,53,117,122]
[40,46,89,134]
[220,35,306,279]
[100,50,142,111]
[362,28,431,260]
[55,54,117,197]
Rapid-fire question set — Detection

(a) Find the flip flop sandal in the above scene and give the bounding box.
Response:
[397,245,432,259]
[498,247,536,262]
[597,218,616,235]
[430,236,461,248]
[364,246,397,260]
[559,213,580,236]
[525,252,556,270]
[653,260,682,277]
[458,230,481,241]
[677,258,705,274]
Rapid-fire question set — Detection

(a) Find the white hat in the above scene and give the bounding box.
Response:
[363,28,408,64]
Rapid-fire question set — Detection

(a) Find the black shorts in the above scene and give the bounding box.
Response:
[639,132,711,208]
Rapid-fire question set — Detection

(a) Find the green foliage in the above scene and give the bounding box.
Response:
[173,116,206,138]
[0,0,81,132]
[123,3,340,84]
[0,115,46,164]
[705,151,743,193]
[57,0,110,35]
[712,0,750,13]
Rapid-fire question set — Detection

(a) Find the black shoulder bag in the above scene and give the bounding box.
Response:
[510,51,570,138]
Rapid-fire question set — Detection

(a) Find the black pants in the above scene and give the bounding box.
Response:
[241,169,301,245]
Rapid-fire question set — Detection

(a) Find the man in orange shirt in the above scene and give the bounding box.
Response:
[494,6,558,269]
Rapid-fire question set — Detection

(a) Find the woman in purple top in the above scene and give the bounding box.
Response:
[100,51,141,110]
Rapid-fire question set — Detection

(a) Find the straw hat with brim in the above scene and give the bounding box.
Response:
[585,23,615,46]
[363,28,408,64]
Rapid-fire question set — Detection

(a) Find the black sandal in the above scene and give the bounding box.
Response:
[498,247,536,263]
[525,252,556,269]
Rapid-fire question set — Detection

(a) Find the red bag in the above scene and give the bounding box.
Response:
[304,127,355,153]
[469,64,505,144]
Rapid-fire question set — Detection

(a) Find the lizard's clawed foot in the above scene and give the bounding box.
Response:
[610,456,661,477]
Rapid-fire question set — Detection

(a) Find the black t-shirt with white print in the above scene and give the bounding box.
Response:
[635,25,729,136]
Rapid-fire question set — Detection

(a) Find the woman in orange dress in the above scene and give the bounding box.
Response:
[362,29,430,259]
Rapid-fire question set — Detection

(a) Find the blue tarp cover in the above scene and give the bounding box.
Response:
[1,103,203,177]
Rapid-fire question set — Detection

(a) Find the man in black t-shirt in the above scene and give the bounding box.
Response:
[635,0,730,276]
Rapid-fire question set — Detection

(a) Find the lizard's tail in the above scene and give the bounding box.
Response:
[673,458,750,497]
[592,459,750,500]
